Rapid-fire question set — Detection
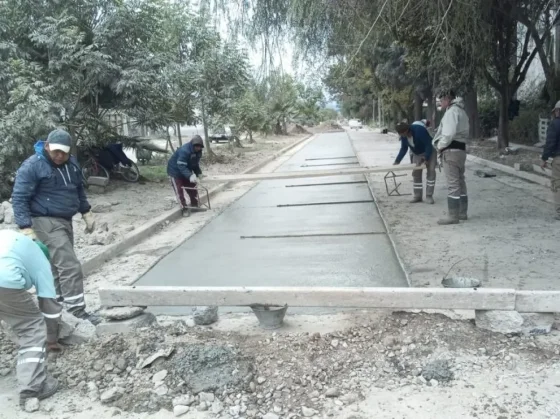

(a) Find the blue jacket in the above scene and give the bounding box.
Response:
[12,141,91,228]
[0,230,56,298]
[167,142,202,179]
[543,118,560,161]
[396,124,434,163]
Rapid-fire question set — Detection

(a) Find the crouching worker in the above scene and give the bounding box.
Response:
[393,122,437,204]
[0,230,62,407]
[167,135,206,215]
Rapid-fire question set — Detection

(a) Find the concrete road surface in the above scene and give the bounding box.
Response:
[136,132,407,304]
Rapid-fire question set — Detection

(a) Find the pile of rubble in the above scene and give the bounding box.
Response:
[2,311,557,418]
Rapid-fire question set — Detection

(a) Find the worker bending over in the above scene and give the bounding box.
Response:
[394,122,437,204]
[0,230,62,407]
[167,135,206,215]
[433,90,470,225]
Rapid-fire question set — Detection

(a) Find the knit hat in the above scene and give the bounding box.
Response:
[35,241,50,261]
[46,129,72,153]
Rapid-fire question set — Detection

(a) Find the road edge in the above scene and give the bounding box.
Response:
[82,134,313,275]
[346,131,412,287]
[466,154,551,188]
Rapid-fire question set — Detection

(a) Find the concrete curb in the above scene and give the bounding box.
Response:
[346,131,412,287]
[467,155,551,188]
[82,134,314,275]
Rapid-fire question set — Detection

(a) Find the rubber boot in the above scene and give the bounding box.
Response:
[409,196,422,204]
[20,376,59,407]
[425,196,435,205]
[459,196,468,220]
[437,197,460,225]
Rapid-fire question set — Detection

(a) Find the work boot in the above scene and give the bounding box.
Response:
[459,196,468,220]
[20,376,59,407]
[437,197,460,225]
[409,196,422,204]
[425,196,435,205]
[181,207,191,217]
[72,309,102,326]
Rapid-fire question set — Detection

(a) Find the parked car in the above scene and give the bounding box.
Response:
[349,119,363,130]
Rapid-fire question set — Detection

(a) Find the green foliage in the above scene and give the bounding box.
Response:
[0,0,253,198]
[478,100,499,138]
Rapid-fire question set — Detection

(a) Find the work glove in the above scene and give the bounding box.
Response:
[21,228,37,241]
[189,174,198,183]
[82,211,95,234]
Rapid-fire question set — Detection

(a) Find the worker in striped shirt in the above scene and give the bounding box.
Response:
[0,229,61,407]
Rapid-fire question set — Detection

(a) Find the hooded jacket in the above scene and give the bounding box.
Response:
[433,98,470,151]
[12,141,91,228]
[167,142,202,179]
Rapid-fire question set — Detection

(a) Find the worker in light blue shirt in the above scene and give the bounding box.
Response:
[0,229,61,407]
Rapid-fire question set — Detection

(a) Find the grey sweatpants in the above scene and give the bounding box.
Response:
[412,148,437,199]
[0,288,61,394]
[552,157,560,216]
[33,217,86,314]
[442,149,467,199]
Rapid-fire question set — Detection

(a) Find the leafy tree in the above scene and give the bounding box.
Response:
[231,89,267,143]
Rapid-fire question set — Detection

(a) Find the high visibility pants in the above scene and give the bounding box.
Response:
[442,149,467,199]
[411,148,437,199]
[0,288,61,394]
[33,217,86,315]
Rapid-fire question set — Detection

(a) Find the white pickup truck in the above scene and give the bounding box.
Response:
[348,119,363,130]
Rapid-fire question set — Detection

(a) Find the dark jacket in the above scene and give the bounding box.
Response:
[167,142,202,179]
[396,124,434,163]
[12,141,91,228]
[542,118,560,161]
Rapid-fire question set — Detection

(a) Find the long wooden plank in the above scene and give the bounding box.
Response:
[515,290,560,313]
[99,286,516,311]
[202,164,423,183]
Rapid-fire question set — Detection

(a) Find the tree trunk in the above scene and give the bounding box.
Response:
[464,78,480,139]
[413,92,423,121]
[248,130,255,143]
[282,119,288,135]
[201,101,215,158]
[498,89,510,149]
[176,123,182,146]
[426,95,435,125]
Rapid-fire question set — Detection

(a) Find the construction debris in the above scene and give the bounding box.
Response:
[99,306,146,320]
[192,306,219,325]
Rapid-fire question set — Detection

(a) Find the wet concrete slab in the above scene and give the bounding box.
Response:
[136,132,407,300]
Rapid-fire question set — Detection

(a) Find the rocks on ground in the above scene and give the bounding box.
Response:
[192,306,218,326]
[1,311,556,418]
[99,306,146,321]
[24,398,40,413]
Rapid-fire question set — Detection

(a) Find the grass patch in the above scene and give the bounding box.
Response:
[139,164,168,182]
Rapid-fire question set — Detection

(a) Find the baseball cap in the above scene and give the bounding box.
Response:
[46,129,72,153]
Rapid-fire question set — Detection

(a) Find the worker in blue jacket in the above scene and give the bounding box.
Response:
[12,129,99,325]
[0,230,62,407]
[393,122,437,204]
[167,135,206,214]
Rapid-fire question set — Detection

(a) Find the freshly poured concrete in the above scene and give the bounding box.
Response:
[136,133,407,297]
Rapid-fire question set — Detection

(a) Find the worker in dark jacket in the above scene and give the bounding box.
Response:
[541,100,560,220]
[167,135,205,214]
[393,122,437,204]
[12,129,99,325]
